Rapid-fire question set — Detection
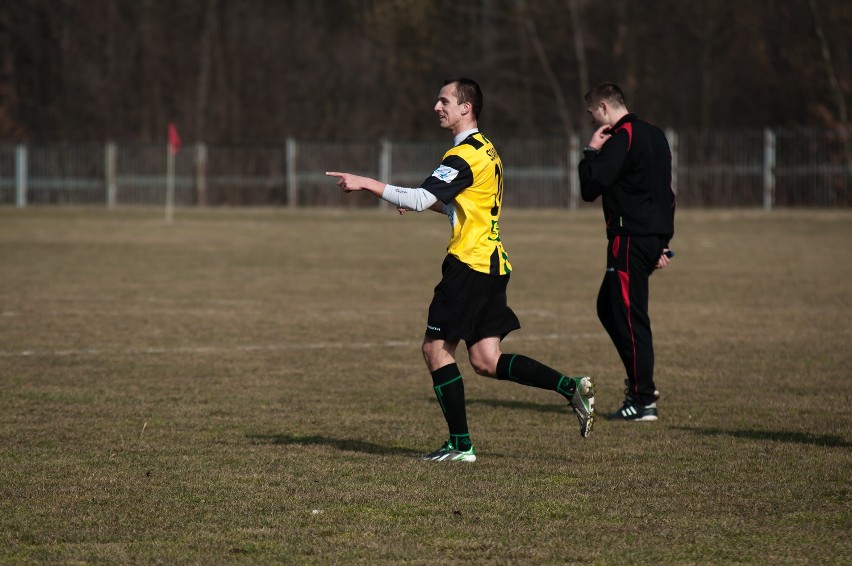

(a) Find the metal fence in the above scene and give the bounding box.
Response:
[1,128,850,209]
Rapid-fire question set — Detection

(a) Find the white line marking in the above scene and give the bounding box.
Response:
[0,333,607,358]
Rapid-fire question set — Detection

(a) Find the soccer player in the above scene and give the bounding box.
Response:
[326,78,594,462]
[578,82,676,422]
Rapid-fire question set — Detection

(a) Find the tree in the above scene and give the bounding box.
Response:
[1,0,849,142]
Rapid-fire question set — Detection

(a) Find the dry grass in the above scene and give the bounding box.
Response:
[1,206,850,564]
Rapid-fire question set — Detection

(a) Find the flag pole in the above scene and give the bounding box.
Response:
[165,123,181,224]
[165,148,175,223]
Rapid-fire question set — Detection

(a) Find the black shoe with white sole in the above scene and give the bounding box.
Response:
[606,401,659,421]
[608,379,659,421]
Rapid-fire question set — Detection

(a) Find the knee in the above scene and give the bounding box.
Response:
[421,341,438,365]
[468,352,498,378]
[471,362,495,377]
[422,339,454,371]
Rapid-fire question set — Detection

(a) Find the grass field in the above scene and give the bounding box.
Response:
[1,206,850,564]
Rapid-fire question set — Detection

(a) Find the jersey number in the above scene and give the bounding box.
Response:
[491,162,504,216]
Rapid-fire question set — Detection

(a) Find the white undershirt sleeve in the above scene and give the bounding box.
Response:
[381,184,439,212]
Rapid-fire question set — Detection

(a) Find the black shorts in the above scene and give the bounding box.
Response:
[425,254,521,344]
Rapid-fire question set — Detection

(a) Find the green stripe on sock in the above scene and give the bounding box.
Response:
[556,375,575,399]
[506,353,536,386]
[434,374,463,388]
[433,374,462,414]
[450,433,472,451]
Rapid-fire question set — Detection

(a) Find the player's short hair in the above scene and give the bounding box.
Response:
[585,82,626,109]
[445,77,483,119]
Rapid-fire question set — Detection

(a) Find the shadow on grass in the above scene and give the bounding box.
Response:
[467,398,564,413]
[247,433,422,456]
[674,426,851,448]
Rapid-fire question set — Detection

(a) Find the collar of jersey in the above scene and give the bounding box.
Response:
[453,128,479,146]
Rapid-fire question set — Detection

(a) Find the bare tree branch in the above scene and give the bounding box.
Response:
[808,0,847,125]
[568,0,589,101]
[517,0,574,135]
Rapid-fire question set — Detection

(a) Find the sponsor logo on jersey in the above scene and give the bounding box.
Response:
[432,165,459,183]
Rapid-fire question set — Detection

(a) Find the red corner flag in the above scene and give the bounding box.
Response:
[168,123,181,155]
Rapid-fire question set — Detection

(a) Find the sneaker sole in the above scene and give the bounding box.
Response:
[421,452,477,462]
[605,413,659,422]
[434,455,476,462]
[634,415,658,422]
[576,376,595,438]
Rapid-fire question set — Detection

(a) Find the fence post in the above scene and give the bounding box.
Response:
[165,144,175,223]
[286,137,298,208]
[763,128,776,211]
[196,143,207,206]
[666,128,678,195]
[105,142,117,208]
[15,145,27,208]
[379,139,392,208]
[569,133,580,210]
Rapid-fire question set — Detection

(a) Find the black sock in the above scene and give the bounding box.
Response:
[496,353,577,401]
[449,433,472,452]
[431,363,472,450]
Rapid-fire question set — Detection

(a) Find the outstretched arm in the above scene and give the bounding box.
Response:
[326,172,439,212]
[325,172,386,197]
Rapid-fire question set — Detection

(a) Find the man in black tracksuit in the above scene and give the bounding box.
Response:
[578,82,675,421]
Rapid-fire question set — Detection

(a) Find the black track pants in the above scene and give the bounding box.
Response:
[596,234,664,406]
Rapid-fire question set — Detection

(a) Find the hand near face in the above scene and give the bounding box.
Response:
[586,125,612,152]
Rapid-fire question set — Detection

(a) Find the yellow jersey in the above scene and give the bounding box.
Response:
[421,131,512,276]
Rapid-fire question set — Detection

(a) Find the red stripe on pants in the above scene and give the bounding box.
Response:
[620,237,638,397]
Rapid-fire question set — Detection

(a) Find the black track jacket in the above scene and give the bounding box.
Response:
[578,113,675,245]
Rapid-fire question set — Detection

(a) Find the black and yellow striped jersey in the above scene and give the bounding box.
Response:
[421,131,512,276]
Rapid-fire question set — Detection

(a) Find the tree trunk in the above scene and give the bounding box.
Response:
[518,0,573,135]
[195,0,217,142]
[568,0,589,101]
[807,0,847,125]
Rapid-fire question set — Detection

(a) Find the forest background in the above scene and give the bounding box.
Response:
[0,0,850,145]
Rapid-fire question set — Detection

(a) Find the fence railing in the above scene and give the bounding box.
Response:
[1,128,850,209]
